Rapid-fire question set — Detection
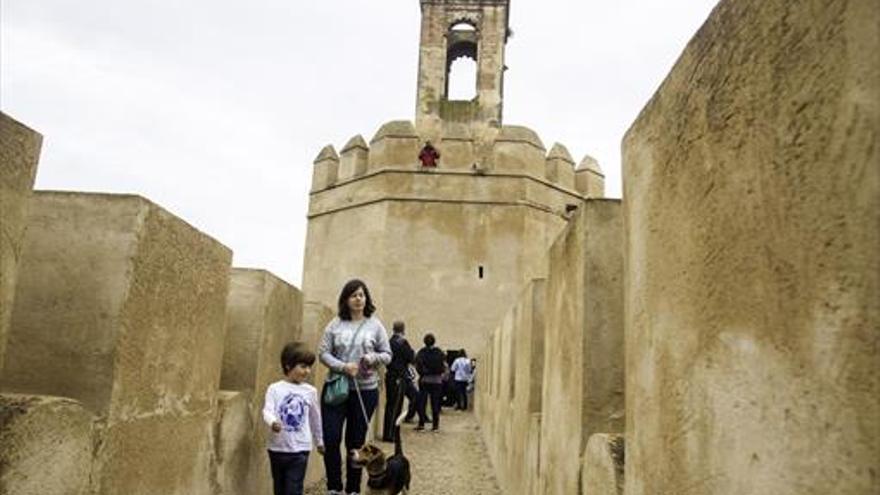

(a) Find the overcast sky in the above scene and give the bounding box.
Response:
[1,0,719,286]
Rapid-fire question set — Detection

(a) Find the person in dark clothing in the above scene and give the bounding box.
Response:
[382,320,418,442]
[418,141,440,168]
[414,333,447,431]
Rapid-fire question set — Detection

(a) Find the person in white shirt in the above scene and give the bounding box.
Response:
[262,342,324,495]
[450,350,473,411]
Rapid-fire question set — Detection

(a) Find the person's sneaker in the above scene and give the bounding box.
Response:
[414,425,425,431]
[431,427,440,433]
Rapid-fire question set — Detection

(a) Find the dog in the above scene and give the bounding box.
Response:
[351,381,411,494]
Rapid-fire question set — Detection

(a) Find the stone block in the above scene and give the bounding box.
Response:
[311,145,338,191]
[220,268,303,395]
[581,434,624,495]
[369,120,420,171]
[539,199,624,495]
[338,135,369,181]
[212,390,253,495]
[220,268,303,494]
[492,125,545,177]
[0,113,41,377]
[622,1,879,494]
[545,143,576,191]
[575,155,604,198]
[1,192,232,495]
[0,393,92,495]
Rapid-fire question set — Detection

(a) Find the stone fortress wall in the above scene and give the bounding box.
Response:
[475,0,879,494]
[0,113,335,494]
[1,0,877,493]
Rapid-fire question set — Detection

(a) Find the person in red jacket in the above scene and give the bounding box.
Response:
[418,141,440,167]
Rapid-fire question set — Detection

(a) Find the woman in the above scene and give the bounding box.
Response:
[318,279,392,495]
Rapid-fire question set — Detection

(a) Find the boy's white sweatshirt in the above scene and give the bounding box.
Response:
[262,380,323,453]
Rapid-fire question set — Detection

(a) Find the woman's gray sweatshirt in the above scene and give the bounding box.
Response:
[318,316,391,391]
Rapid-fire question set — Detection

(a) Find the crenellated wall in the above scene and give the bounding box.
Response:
[303,120,588,357]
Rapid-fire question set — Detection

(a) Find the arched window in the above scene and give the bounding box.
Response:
[446,21,478,100]
[450,21,476,32]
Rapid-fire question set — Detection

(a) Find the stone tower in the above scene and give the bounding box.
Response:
[301,1,603,355]
[415,0,510,132]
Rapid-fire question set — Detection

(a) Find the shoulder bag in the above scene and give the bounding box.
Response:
[323,319,368,406]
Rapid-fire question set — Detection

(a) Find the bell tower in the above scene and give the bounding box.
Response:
[415,0,510,131]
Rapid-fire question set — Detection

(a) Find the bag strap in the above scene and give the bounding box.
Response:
[341,318,369,365]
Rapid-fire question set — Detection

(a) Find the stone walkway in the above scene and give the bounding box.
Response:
[305,408,502,494]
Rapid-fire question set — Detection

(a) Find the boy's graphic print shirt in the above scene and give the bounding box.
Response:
[262,380,323,453]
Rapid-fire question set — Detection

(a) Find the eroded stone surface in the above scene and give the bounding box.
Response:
[622,0,880,493]
[0,113,41,377]
[1,192,232,495]
[0,393,92,495]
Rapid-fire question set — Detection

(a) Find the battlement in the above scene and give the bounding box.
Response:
[309,120,603,202]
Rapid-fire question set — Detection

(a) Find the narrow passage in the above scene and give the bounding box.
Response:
[306,408,502,494]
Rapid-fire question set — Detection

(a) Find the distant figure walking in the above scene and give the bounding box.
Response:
[318,279,392,495]
[418,141,440,168]
[382,320,418,441]
[450,350,473,411]
[414,333,447,431]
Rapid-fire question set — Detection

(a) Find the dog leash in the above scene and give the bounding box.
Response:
[352,377,372,436]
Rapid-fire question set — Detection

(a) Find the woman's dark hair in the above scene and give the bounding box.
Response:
[280,342,316,374]
[337,279,376,320]
[423,333,436,347]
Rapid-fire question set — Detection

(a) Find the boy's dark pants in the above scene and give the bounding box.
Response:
[268,450,309,495]
[416,382,443,430]
[382,375,417,439]
[321,387,378,493]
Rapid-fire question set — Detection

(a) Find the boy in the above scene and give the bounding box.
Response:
[262,342,325,495]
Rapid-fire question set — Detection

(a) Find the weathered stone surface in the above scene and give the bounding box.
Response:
[368,120,420,171]
[221,268,303,395]
[0,113,41,377]
[478,279,549,495]
[540,199,624,495]
[545,143,576,190]
[493,125,546,177]
[622,0,879,494]
[311,145,338,192]
[1,192,232,495]
[0,393,92,495]
[302,302,336,490]
[415,1,509,131]
[212,390,253,495]
[575,155,604,198]
[220,267,303,494]
[339,135,369,181]
[582,434,624,495]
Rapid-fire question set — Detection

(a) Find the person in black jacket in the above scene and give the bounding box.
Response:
[414,333,447,432]
[381,321,418,442]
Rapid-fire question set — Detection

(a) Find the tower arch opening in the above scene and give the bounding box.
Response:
[445,21,479,101]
